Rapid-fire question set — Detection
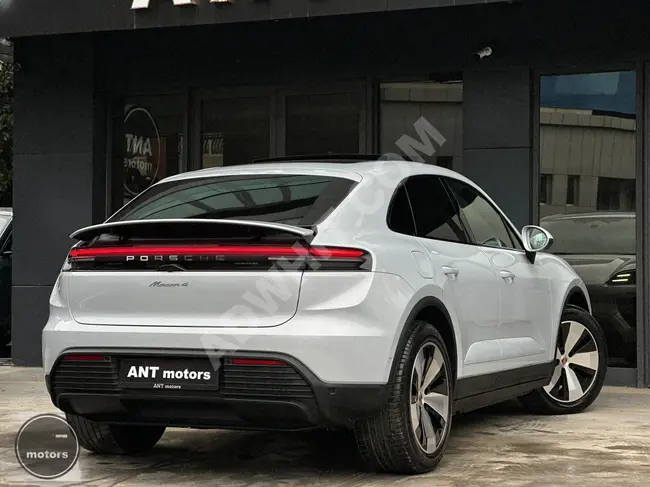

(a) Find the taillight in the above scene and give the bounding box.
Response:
[62,354,107,361]
[66,244,371,271]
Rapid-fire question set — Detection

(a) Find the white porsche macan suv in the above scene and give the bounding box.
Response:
[42,158,607,474]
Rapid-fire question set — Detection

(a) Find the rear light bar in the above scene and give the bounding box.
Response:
[66,244,371,272]
[68,245,364,259]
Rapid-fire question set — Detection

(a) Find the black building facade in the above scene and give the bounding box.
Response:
[2,0,650,387]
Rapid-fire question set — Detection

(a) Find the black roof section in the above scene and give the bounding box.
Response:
[253,154,383,164]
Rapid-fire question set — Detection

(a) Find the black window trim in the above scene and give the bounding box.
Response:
[405,175,472,245]
[386,175,475,246]
[385,178,417,237]
[385,173,528,255]
[440,176,526,253]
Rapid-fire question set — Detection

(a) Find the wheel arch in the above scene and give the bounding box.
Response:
[388,296,459,383]
[564,285,591,314]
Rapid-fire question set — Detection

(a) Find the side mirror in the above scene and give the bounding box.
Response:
[521,225,554,253]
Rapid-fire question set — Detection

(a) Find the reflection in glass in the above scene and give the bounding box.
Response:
[566,175,580,205]
[113,96,184,210]
[285,93,360,156]
[110,174,356,227]
[540,174,552,204]
[0,216,10,235]
[527,228,549,251]
[539,71,637,368]
[380,81,462,167]
[201,97,270,168]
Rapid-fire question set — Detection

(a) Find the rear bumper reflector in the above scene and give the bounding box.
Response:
[62,354,107,362]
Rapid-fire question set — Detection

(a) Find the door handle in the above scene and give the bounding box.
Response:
[442,266,459,279]
[500,270,516,282]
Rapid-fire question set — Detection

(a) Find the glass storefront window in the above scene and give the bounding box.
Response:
[380,81,463,166]
[201,97,271,168]
[112,95,185,210]
[538,70,637,368]
[285,93,360,156]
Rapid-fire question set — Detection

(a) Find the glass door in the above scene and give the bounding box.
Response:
[110,95,186,213]
[200,94,273,169]
[278,83,369,157]
[536,69,641,384]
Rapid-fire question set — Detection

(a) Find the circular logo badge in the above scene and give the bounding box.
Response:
[123,106,162,198]
[15,414,80,480]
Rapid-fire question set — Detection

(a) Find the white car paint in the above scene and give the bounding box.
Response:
[42,160,590,386]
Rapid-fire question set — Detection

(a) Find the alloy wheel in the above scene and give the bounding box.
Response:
[410,342,450,454]
[544,320,600,403]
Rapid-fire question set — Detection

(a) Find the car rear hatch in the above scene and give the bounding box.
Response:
[63,172,369,328]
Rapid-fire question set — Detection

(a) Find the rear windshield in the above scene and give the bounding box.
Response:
[541,215,636,255]
[108,174,357,226]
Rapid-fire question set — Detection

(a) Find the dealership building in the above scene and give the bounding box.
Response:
[1,0,649,387]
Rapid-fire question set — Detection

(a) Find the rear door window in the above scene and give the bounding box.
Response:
[109,174,357,226]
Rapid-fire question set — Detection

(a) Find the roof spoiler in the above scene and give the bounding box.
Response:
[70,219,316,242]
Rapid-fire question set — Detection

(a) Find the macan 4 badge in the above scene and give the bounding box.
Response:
[126,366,212,381]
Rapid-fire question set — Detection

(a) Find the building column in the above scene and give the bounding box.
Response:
[462,68,533,229]
[12,35,99,365]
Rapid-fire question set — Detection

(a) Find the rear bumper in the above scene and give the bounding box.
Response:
[45,350,389,430]
[44,271,415,385]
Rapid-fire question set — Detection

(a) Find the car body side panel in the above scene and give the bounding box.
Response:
[534,252,591,363]
[481,247,552,371]
[414,238,502,378]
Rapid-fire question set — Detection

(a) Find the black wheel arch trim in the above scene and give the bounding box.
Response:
[388,296,458,383]
[564,286,591,313]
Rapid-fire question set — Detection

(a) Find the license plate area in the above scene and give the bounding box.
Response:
[119,357,220,391]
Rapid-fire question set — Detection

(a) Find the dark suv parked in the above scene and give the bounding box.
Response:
[541,211,636,365]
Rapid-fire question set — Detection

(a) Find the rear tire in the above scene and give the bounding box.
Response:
[519,304,607,415]
[66,414,165,454]
[353,321,454,474]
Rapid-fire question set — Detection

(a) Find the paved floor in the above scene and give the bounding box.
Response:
[1,367,650,486]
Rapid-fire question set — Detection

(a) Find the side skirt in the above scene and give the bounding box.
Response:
[453,361,555,415]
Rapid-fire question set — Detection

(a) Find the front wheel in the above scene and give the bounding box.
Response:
[66,414,166,454]
[519,304,608,415]
[353,321,454,474]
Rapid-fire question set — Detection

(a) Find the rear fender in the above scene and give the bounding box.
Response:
[385,287,461,382]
